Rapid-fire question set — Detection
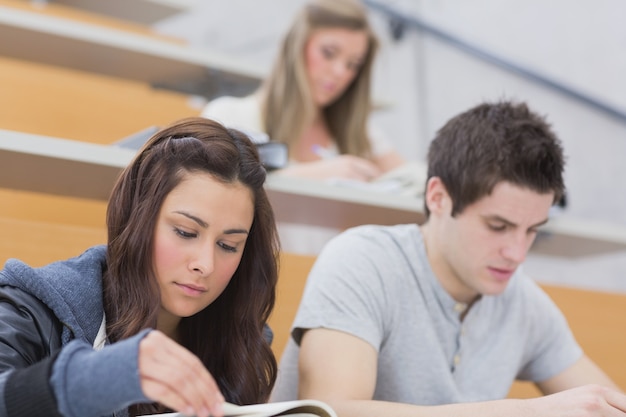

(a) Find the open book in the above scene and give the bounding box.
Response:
[372,160,426,197]
[141,399,337,417]
[327,160,427,197]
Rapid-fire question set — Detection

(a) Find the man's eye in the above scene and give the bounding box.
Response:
[488,224,506,232]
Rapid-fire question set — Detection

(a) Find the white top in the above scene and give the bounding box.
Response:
[201,94,395,157]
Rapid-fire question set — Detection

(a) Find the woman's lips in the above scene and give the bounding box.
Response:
[175,282,207,296]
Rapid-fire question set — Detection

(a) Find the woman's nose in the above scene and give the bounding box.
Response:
[189,246,214,276]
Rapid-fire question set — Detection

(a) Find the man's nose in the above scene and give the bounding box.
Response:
[501,234,530,264]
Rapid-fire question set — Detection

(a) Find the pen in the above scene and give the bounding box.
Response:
[311,144,337,160]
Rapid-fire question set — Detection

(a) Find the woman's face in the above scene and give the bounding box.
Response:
[153,171,254,329]
[304,27,369,107]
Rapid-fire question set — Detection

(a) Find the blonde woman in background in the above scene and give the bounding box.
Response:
[202,0,405,182]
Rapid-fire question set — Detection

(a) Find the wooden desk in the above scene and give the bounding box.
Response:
[0,215,106,266]
[0,52,198,227]
[509,284,626,397]
[0,56,201,143]
[0,3,261,97]
[265,174,426,230]
[1,130,626,258]
[0,130,133,200]
[269,253,317,360]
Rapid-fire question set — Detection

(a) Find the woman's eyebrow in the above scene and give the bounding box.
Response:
[174,211,208,228]
[175,211,249,235]
[224,228,250,235]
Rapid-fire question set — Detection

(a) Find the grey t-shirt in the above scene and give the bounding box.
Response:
[272,224,582,404]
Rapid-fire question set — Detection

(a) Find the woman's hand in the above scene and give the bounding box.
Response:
[278,155,382,182]
[138,330,224,417]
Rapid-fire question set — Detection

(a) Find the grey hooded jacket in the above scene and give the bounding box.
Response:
[0,246,149,417]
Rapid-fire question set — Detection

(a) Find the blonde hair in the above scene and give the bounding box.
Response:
[260,0,379,157]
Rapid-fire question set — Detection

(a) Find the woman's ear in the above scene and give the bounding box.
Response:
[424,177,451,216]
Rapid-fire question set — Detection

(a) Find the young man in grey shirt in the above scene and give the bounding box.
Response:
[272,101,626,416]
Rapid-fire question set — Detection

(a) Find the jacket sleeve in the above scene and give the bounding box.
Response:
[0,285,151,417]
[50,331,151,417]
[0,285,63,416]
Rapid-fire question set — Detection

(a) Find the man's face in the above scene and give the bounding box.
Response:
[425,179,554,303]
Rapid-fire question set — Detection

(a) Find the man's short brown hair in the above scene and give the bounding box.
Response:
[425,100,566,217]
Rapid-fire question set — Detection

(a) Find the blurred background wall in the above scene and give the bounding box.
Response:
[155,0,626,292]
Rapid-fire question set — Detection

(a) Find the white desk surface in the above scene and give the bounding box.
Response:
[1,129,625,258]
[0,5,262,97]
[49,0,192,25]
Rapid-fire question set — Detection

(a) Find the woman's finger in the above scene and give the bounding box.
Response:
[138,331,224,417]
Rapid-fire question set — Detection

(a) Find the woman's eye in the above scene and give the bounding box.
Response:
[321,47,336,59]
[175,228,197,239]
[347,61,362,71]
[218,242,237,253]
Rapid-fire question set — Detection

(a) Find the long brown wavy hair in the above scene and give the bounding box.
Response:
[103,117,279,416]
[260,0,379,158]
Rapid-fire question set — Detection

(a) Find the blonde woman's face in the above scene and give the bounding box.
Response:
[304,27,369,107]
[152,172,254,329]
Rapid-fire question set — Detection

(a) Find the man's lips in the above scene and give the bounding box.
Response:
[487,266,515,282]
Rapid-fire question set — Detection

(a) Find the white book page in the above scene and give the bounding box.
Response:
[139,399,337,417]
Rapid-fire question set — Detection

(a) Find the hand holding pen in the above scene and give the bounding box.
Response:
[278,145,381,181]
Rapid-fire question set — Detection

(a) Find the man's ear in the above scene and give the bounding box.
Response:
[424,177,451,216]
